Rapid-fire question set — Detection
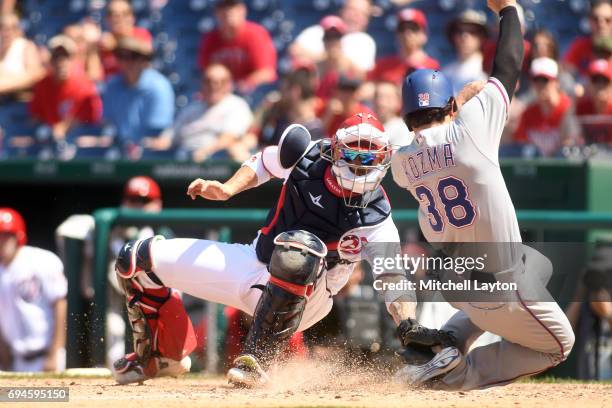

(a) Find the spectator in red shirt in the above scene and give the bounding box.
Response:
[367,8,439,85]
[576,59,612,144]
[317,75,374,137]
[316,16,362,100]
[514,58,581,157]
[29,35,102,141]
[99,0,153,78]
[197,0,277,94]
[563,0,612,78]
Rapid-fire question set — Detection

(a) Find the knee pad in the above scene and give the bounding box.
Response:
[116,235,164,282]
[269,230,327,296]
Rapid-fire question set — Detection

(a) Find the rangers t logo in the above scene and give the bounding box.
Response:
[418,93,430,107]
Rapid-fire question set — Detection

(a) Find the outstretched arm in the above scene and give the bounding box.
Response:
[187,124,313,202]
[488,0,524,101]
[187,165,259,201]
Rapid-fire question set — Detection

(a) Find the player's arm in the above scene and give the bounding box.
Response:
[378,274,417,324]
[488,0,524,101]
[187,124,312,201]
[360,219,456,351]
[357,218,417,324]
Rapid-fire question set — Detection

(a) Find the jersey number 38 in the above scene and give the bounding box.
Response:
[415,176,476,232]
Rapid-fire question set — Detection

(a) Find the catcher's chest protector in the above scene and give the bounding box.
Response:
[255,142,391,264]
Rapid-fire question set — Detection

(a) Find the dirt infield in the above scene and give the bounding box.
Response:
[4,366,612,408]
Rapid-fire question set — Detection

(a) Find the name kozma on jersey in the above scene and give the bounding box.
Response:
[399,142,456,183]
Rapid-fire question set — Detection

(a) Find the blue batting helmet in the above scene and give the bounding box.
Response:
[401,69,454,115]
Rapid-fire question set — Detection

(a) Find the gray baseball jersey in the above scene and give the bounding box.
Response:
[391,77,575,390]
[391,78,521,243]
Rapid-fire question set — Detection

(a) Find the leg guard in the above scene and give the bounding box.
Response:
[241,230,327,366]
[114,236,197,380]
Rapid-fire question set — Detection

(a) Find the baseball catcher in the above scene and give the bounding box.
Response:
[111,113,423,386]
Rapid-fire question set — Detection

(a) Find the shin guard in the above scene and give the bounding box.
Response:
[115,236,197,377]
[241,230,326,367]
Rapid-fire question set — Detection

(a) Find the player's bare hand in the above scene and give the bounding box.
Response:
[187,179,233,201]
[487,0,517,14]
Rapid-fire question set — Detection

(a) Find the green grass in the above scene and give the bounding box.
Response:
[520,376,612,384]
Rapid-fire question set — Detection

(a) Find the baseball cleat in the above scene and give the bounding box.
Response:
[394,346,461,385]
[112,353,192,385]
[397,344,436,365]
[227,354,270,388]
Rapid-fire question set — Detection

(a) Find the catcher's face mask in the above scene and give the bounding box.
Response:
[321,113,392,208]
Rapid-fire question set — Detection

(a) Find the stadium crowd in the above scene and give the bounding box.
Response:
[0,0,610,160]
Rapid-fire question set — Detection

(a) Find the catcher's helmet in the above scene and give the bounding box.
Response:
[123,176,161,201]
[402,69,454,115]
[0,207,27,246]
[321,113,392,208]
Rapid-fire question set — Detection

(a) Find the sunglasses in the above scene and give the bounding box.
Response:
[203,76,229,86]
[591,75,611,86]
[51,50,70,60]
[115,50,144,61]
[109,10,133,18]
[397,21,422,33]
[340,148,377,165]
[454,25,482,36]
[532,76,551,85]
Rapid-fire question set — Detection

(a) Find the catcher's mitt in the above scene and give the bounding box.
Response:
[397,318,457,349]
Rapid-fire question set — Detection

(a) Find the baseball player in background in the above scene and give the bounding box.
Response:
[390,0,575,390]
[0,208,67,372]
[111,113,419,386]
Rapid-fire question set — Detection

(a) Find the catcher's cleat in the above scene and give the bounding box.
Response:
[112,353,192,385]
[227,354,270,388]
[394,346,461,386]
